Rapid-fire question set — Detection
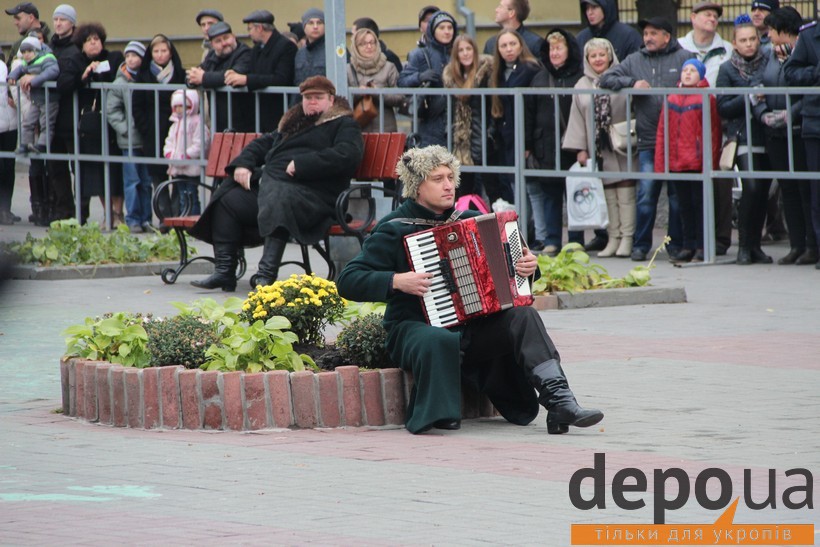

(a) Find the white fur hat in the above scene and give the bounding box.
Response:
[396,145,461,200]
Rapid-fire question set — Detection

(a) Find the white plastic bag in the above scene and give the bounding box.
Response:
[565,162,609,230]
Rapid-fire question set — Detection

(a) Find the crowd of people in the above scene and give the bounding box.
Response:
[0,0,818,270]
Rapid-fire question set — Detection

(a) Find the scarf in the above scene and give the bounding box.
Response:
[593,90,613,158]
[150,60,174,84]
[349,42,387,77]
[729,49,765,82]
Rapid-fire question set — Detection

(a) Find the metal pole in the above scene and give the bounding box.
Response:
[702,87,716,263]
[325,0,348,96]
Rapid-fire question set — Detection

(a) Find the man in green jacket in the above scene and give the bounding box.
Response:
[337,145,604,434]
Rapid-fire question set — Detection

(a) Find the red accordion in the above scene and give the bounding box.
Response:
[403,211,534,328]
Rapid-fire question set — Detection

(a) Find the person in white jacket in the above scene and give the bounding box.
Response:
[163,89,209,216]
[0,60,18,225]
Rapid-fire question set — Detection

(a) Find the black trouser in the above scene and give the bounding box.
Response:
[210,183,261,246]
[46,136,76,220]
[0,129,17,214]
[459,306,558,425]
[767,135,816,251]
[736,152,772,249]
[670,173,703,251]
[801,139,820,247]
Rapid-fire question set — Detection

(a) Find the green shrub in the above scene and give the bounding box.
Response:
[63,312,152,368]
[2,219,192,266]
[336,313,393,369]
[144,315,221,369]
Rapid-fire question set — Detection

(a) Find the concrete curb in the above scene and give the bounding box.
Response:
[11,260,213,280]
[60,359,496,431]
[532,285,687,310]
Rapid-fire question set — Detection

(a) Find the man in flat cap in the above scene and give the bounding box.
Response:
[293,8,325,86]
[679,1,735,256]
[224,9,296,132]
[189,75,363,291]
[195,8,223,62]
[336,144,604,435]
[600,16,695,262]
[187,21,253,132]
[5,2,50,67]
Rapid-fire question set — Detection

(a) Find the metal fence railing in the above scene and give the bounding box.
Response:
[8,82,818,265]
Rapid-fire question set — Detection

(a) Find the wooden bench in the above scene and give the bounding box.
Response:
[153,131,405,285]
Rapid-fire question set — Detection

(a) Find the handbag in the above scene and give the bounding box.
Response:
[719,138,738,171]
[565,161,609,230]
[353,95,378,128]
[79,96,102,140]
[608,119,637,156]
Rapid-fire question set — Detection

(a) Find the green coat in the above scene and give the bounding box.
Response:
[337,200,539,433]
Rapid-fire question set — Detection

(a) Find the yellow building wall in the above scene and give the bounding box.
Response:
[0,0,587,65]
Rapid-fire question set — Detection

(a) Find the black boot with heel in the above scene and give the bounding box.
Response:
[532,359,604,434]
[191,243,239,291]
[249,237,287,288]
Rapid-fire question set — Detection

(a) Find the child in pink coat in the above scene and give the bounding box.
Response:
[164,89,209,215]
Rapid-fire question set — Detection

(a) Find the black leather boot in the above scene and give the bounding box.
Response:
[191,243,238,291]
[736,247,752,265]
[532,359,604,434]
[250,237,287,288]
[778,248,804,265]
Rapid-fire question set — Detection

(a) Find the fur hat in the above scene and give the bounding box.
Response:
[124,40,146,58]
[299,75,336,96]
[19,36,41,52]
[396,145,461,200]
[52,4,76,25]
[301,8,324,27]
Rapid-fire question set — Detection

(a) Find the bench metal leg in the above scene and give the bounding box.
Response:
[160,227,215,285]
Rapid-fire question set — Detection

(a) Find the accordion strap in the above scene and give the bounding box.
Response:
[391,209,464,227]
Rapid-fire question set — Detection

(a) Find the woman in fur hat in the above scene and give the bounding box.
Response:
[443,34,493,197]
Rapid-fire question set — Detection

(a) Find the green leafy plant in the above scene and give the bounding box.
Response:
[597,236,670,289]
[202,315,316,374]
[1,219,193,266]
[340,301,386,326]
[336,313,393,369]
[533,243,611,294]
[63,312,152,368]
[241,274,346,346]
[144,314,221,369]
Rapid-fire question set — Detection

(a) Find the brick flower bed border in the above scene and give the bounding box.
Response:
[60,359,496,431]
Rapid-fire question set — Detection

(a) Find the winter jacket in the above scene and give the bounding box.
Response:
[8,21,50,69]
[132,37,186,163]
[678,31,733,87]
[563,41,632,183]
[483,23,544,58]
[246,29,297,132]
[783,21,820,139]
[8,51,59,105]
[654,79,722,173]
[443,54,493,165]
[599,37,695,150]
[399,24,453,147]
[757,48,802,139]
[576,0,642,64]
[213,97,363,244]
[50,31,82,138]
[0,63,16,134]
[294,35,326,86]
[198,42,253,132]
[164,89,209,178]
[497,60,542,150]
[524,25,584,169]
[716,54,769,147]
[106,62,143,150]
[347,54,404,133]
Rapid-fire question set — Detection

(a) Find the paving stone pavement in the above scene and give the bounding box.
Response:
[1,174,819,545]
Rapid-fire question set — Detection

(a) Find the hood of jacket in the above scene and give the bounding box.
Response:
[542,27,583,80]
[170,89,200,120]
[277,96,353,137]
[580,0,619,37]
[582,38,621,80]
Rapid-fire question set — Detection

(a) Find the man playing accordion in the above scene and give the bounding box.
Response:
[337,145,603,434]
